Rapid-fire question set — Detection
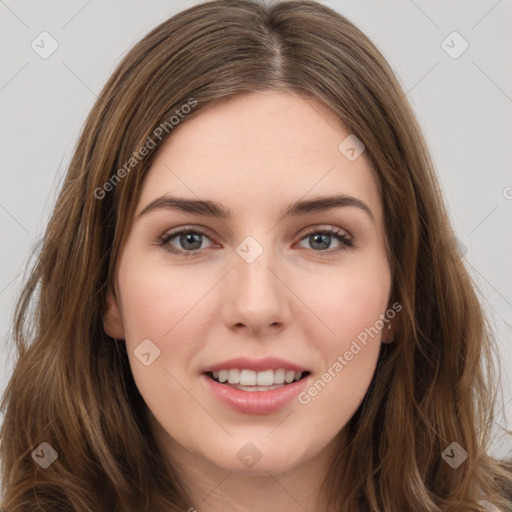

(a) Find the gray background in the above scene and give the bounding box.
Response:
[1,0,511,458]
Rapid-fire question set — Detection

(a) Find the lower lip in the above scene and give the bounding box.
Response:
[201,374,309,415]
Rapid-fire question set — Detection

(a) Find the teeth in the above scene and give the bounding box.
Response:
[210,368,304,386]
[228,369,240,384]
[256,369,274,386]
[239,369,256,386]
[274,368,285,384]
[285,370,295,383]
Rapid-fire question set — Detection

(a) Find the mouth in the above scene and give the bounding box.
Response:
[201,365,311,415]
[205,368,310,392]
[201,356,312,414]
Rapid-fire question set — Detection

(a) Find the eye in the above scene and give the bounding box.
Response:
[156,227,215,257]
[156,225,354,258]
[296,226,353,254]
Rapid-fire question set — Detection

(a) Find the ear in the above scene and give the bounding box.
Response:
[103,287,125,339]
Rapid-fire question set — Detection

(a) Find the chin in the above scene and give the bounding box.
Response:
[194,435,316,475]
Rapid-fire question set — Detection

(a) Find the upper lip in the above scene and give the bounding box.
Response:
[202,356,310,373]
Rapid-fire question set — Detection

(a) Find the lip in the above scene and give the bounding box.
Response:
[202,356,310,373]
[201,372,310,415]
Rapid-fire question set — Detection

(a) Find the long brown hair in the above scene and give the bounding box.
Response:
[1,1,511,510]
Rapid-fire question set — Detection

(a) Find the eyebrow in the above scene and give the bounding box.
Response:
[137,194,375,222]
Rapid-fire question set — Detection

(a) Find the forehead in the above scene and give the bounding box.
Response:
[138,90,383,223]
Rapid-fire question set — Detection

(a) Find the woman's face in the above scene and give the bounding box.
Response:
[105,90,392,475]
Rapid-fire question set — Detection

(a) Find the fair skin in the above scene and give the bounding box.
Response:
[104,90,392,512]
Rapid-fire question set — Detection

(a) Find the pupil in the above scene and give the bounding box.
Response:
[311,233,329,250]
[181,233,202,250]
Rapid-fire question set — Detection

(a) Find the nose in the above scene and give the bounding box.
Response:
[221,241,290,338]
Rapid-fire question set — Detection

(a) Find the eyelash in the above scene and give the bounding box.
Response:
[155,226,354,258]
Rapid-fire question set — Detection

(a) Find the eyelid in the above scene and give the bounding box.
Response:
[299,224,351,240]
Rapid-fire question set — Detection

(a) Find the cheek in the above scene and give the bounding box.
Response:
[116,254,214,396]
[118,255,213,343]
[294,255,390,414]
[296,254,391,346]
[299,350,379,436]
[296,276,388,430]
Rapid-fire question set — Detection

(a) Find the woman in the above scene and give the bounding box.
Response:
[1,0,511,510]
